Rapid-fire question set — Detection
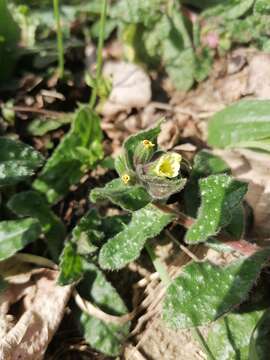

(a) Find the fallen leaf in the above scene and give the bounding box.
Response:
[247,53,270,99]
[101,61,151,116]
[0,265,72,360]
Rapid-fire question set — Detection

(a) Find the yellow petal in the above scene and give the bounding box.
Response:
[154,153,182,178]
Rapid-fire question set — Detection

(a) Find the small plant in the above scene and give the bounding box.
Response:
[56,118,270,357]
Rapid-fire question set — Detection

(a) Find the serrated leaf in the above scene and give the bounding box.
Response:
[123,122,161,169]
[90,178,152,211]
[58,242,83,285]
[7,191,66,261]
[207,100,270,149]
[99,204,175,270]
[0,137,44,186]
[207,310,263,360]
[0,218,41,261]
[248,309,270,360]
[78,261,130,356]
[33,107,103,204]
[185,174,247,244]
[163,248,270,329]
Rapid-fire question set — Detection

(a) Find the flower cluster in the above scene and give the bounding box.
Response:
[114,124,187,200]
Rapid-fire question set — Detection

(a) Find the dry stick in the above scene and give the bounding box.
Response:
[73,289,135,325]
[11,106,67,118]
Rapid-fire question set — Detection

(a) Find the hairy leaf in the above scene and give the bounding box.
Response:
[58,242,83,285]
[185,174,247,244]
[163,249,270,329]
[78,261,130,356]
[90,178,152,211]
[249,309,270,360]
[207,310,263,360]
[99,204,175,270]
[8,191,65,261]
[184,150,230,217]
[0,218,41,261]
[34,107,103,204]
[0,137,44,186]
[123,122,161,169]
[208,100,270,149]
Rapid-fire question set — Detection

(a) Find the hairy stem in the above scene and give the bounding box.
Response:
[145,242,171,286]
[53,0,64,78]
[89,0,108,108]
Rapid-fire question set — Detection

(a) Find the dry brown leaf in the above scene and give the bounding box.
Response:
[247,53,270,99]
[0,267,72,360]
[101,61,151,116]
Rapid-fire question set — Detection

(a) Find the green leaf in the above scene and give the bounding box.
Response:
[184,150,230,217]
[71,209,103,255]
[207,310,263,360]
[0,137,44,186]
[202,0,254,20]
[249,309,270,360]
[254,0,270,14]
[78,261,130,356]
[58,242,83,285]
[123,122,161,169]
[111,0,163,27]
[164,48,195,92]
[90,178,152,211]
[225,204,245,239]
[27,114,72,136]
[99,204,175,270]
[0,0,20,83]
[185,174,247,244]
[163,248,270,329]
[207,100,270,149]
[33,107,103,204]
[0,218,41,261]
[7,191,65,261]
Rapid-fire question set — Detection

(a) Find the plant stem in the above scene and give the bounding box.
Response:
[145,242,171,286]
[53,0,64,78]
[89,0,108,108]
[191,327,216,360]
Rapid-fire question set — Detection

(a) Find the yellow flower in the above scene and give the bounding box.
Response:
[154,153,182,178]
[121,174,130,184]
[142,139,155,149]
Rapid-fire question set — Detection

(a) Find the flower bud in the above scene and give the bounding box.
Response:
[134,139,156,165]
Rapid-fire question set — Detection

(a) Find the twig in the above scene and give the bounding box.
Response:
[165,230,201,262]
[73,289,134,325]
[14,253,57,269]
[11,105,67,118]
